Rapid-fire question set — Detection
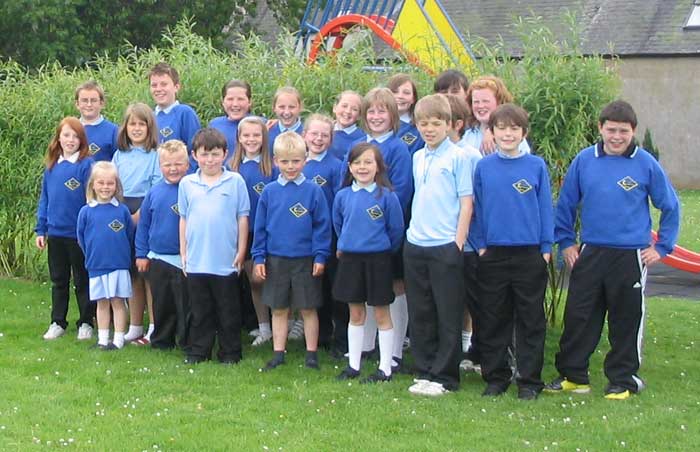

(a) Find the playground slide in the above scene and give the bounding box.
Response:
[304,0,474,74]
[651,230,700,273]
[390,0,474,73]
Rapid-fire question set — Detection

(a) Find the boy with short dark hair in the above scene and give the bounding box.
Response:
[546,100,680,400]
[75,80,118,162]
[252,131,331,372]
[149,62,201,170]
[178,128,250,364]
[135,139,191,351]
[405,94,473,396]
[473,103,553,400]
[434,69,470,101]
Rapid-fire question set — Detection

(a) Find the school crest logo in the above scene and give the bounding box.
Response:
[512,179,533,194]
[88,143,100,155]
[312,175,327,186]
[253,182,266,195]
[289,203,308,218]
[401,133,418,146]
[367,204,383,220]
[64,178,81,191]
[108,220,125,232]
[617,176,638,191]
[160,126,174,138]
[170,204,179,215]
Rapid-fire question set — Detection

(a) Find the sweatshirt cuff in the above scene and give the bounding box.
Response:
[655,244,672,258]
[558,239,576,250]
[313,255,327,265]
[540,243,553,254]
[253,256,265,265]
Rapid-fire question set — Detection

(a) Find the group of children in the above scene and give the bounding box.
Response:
[35,62,681,400]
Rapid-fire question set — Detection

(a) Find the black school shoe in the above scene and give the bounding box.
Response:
[262,351,286,372]
[482,383,508,397]
[518,387,541,400]
[336,366,361,381]
[361,369,392,384]
[305,351,320,369]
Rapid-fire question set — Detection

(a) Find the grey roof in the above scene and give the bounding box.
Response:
[447,0,700,56]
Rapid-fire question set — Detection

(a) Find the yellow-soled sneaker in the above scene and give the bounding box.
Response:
[604,385,631,400]
[544,376,591,394]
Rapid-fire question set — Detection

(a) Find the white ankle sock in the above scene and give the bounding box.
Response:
[113,332,125,348]
[462,330,472,352]
[259,322,271,336]
[378,328,394,376]
[362,307,377,352]
[124,325,143,341]
[98,329,110,346]
[390,294,408,359]
[145,323,155,338]
[347,324,364,371]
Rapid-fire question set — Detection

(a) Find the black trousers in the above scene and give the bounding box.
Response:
[47,236,93,329]
[404,241,465,390]
[186,272,242,362]
[555,246,646,392]
[463,252,481,363]
[147,259,191,351]
[477,246,547,390]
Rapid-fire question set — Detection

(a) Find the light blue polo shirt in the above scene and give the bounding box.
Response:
[112,146,162,197]
[178,168,250,276]
[407,138,473,247]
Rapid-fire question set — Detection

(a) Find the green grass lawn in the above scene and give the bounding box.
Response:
[1,278,698,451]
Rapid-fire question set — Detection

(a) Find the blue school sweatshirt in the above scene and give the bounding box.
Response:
[209,115,244,165]
[342,132,413,214]
[398,118,425,156]
[555,143,680,256]
[77,199,134,277]
[35,156,94,239]
[472,151,554,253]
[155,101,202,171]
[238,157,278,228]
[329,124,365,160]
[268,120,303,156]
[303,151,342,211]
[83,117,119,162]
[333,183,404,253]
[252,175,331,265]
[134,181,180,258]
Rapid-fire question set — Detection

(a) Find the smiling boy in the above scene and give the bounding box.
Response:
[472,103,553,400]
[149,63,201,171]
[178,128,249,365]
[251,131,331,372]
[546,100,680,400]
[75,81,119,162]
[404,94,473,396]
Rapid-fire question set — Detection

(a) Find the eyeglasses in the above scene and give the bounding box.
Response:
[78,98,101,105]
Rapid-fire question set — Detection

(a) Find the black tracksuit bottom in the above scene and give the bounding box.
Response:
[477,246,548,391]
[555,246,647,392]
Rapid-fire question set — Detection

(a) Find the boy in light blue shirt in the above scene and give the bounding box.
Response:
[404,94,473,396]
[178,128,249,364]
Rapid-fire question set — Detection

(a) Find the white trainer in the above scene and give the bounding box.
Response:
[252,331,272,346]
[43,322,65,340]
[415,381,450,397]
[408,378,431,394]
[77,323,93,340]
[248,328,260,338]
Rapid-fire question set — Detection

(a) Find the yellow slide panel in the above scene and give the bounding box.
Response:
[391,0,473,73]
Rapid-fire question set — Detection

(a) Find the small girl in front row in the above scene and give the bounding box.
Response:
[77,162,135,350]
[229,116,277,346]
[113,102,162,344]
[36,117,95,341]
[333,143,404,383]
